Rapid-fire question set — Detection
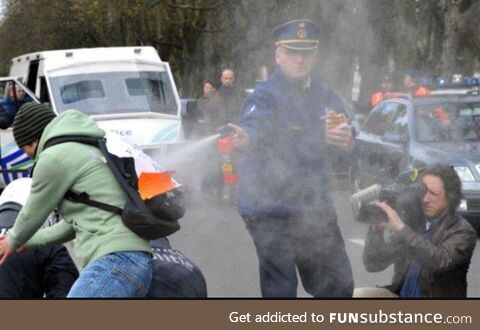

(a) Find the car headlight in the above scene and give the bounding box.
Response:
[454,166,475,182]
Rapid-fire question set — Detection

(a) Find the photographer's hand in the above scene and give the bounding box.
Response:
[372,201,405,232]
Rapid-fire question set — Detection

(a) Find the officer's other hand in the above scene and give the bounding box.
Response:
[372,201,405,232]
[371,222,387,232]
[0,234,15,266]
[326,122,354,153]
[227,123,249,149]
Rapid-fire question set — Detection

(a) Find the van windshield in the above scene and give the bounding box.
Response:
[49,71,177,115]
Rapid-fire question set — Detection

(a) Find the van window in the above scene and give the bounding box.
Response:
[60,80,105,104]
[126,78,162,96]
[49,71,177,115]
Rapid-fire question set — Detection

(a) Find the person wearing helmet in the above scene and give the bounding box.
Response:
[371,75,393,107]
[0,103,152,298]
[0,178,78,298]
[404,69,431,97]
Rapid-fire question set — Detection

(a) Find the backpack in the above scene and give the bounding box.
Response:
[42,134,185,239]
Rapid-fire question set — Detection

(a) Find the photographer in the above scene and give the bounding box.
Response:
[358,164,476,298]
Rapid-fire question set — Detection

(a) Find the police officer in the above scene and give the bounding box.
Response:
[146,238,207,298]
[371,75,393,107]
[228,19,354,297]
[404,69,431,97]
[0,178,78,298]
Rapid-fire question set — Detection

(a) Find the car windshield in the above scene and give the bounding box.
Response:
[415,102,480,142]
[48,71,177,115]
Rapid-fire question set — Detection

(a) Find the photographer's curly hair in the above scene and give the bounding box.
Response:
[421,163,463,214]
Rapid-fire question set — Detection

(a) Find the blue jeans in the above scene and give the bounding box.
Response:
[67,251,152,298]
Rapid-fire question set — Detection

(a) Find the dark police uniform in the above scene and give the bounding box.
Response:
[146,238,207,298]
[236,19,354,297]
[0,202,78,298]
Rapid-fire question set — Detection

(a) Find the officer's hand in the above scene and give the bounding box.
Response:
[371,222,387,232]
[326,122,354,153]
[372,201,405,232]
[0,234,15,266]
[227,123,250,149]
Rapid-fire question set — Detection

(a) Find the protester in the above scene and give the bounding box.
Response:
[228,19,354,297]
[0,178,78,298]
[358,164,477,298]
[0,102,152,298]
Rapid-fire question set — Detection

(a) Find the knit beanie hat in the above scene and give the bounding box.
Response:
[13,102,57,147]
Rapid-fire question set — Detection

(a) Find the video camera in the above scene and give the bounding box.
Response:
[350,172,427,228]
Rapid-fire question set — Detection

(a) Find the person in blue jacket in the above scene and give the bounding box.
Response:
[228,19,355,297]
[0,83,33,129]
[0,178,78,298]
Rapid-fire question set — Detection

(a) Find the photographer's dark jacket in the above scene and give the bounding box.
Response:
[363,212,476,297]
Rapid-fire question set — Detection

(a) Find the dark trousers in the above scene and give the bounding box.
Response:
[243,207,354,298]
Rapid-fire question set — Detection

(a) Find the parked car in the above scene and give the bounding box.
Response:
[352,94,480,232]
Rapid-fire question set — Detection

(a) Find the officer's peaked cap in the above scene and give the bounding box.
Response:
[273,19,320,50]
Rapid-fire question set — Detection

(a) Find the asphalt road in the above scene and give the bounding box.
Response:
[169,181,480,298]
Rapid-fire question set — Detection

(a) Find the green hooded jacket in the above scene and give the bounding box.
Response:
[8,110,151,270]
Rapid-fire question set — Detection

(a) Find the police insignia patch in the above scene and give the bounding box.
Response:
[297,29,307,39]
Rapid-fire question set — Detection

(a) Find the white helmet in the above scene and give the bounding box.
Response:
[0,178,60,229]
[0,178,32,206]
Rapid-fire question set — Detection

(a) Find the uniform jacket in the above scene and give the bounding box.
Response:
[363,212,477,297]
[8,110,151,270]
[237,68,349,218]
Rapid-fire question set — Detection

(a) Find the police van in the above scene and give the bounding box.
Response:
[0,46,185,188]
